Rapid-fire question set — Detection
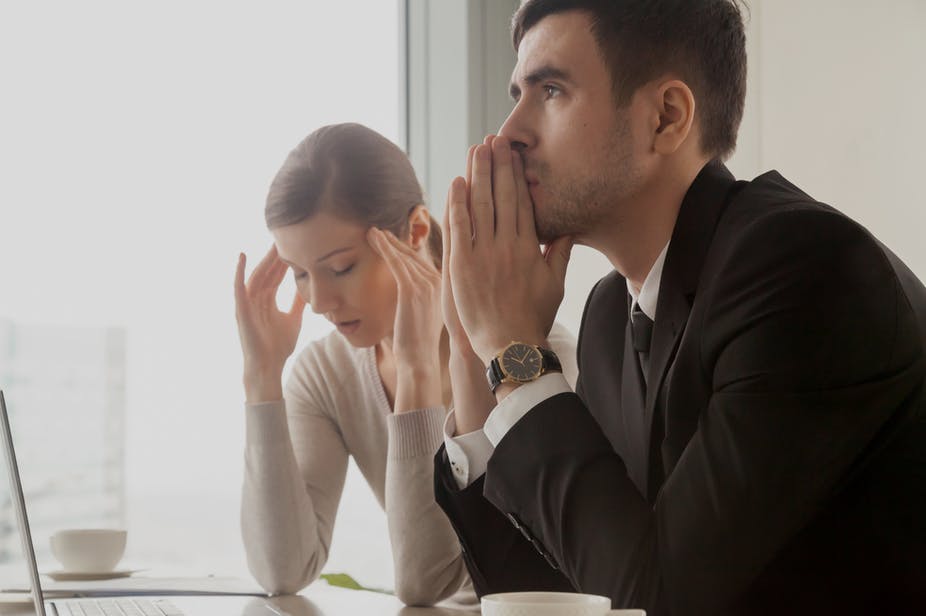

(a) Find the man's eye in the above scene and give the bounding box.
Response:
[543,84,560,99]
[333,264,355,277]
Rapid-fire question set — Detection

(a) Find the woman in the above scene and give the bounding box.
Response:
[235,123,577,606]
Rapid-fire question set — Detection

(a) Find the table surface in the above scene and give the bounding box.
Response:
[0,582,478,616]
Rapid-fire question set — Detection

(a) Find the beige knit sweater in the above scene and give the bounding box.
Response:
[240,324,577,606]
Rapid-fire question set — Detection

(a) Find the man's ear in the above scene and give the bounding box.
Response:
[651,79,697,156]
[406,204,431,252]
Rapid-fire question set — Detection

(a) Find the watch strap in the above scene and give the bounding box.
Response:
[486,358,505,393]
[539,346,562,374]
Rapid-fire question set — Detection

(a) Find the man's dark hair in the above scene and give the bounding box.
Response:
[512,0,747,160]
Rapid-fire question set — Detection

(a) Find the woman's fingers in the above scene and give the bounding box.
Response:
[370,226,437,270]
[265,254,289,293]
[368,228,412,285]
[377,225,440,275]
[234,253,249,316]
[246,244,279,290]
[288,289,307,318]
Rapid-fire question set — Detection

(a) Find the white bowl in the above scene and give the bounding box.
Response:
[49,529,127,573]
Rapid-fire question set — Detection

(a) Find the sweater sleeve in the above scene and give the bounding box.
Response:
[384,406,473,606]
[240,388,349,595]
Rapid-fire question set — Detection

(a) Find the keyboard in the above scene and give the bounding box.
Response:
[54,598,183,616]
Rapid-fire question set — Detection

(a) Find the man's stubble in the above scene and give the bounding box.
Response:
[530,112,641,244]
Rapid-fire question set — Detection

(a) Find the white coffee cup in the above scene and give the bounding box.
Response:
[49,529,127,573]
[481,591,645,616]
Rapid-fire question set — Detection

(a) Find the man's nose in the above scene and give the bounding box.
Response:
[498,101,532,152]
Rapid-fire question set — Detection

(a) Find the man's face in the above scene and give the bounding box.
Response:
[499,11,645,242]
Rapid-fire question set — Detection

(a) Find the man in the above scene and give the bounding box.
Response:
[434,1,926,614]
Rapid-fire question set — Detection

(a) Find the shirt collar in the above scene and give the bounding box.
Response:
[626,241,670,322]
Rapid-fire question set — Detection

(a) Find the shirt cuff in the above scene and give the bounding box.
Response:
[442,410,494,489]
[483,372,572,447]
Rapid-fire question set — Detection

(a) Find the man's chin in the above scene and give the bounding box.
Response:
[535,229,558,244]
[535,222,570,245]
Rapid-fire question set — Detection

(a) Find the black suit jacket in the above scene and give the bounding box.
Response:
[434,162,926,615]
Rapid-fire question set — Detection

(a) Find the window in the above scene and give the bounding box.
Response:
[0,0,401,589]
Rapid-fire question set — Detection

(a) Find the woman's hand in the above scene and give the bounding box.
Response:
[234,245,307,403]
[367,227,444,413]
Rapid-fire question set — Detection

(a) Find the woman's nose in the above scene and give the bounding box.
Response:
[306,280,339,315]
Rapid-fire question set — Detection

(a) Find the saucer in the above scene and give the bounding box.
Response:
[45,569,140,582]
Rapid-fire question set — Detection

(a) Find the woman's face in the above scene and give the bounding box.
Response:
[272,210,399,348]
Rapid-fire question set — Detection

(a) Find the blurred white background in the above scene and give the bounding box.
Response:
[1,0,400,588]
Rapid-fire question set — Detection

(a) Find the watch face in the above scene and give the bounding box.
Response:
[500,343,543,382]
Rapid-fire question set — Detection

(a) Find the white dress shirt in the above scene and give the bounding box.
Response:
[444,243,671,488]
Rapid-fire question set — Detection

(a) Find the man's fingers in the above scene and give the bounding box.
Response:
[465,145,477,205]
[447,176,472,260]
[492,136,517,238]
[512,149,535,239]
[470,144,495,246]
[442,196,453,272]
[544,235,574,284]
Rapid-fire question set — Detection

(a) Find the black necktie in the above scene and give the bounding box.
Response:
[631,303,653,384]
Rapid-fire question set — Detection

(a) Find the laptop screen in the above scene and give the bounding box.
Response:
[0,390,48,616]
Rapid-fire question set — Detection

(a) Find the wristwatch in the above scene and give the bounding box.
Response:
[486,341,563,393]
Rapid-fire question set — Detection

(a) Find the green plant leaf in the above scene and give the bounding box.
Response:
[319,573,394,595]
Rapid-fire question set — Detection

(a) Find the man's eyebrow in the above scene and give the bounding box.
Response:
[510,65,573,100]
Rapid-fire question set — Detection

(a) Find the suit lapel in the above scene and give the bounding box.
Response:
[645,287,691,412]
[643,161,741,442]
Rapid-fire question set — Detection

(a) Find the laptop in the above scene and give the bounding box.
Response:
[0,390,283,616]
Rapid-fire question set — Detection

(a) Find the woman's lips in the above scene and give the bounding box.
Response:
[336,320,361,335]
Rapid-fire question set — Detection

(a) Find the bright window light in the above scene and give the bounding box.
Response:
[0,0,401,589]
